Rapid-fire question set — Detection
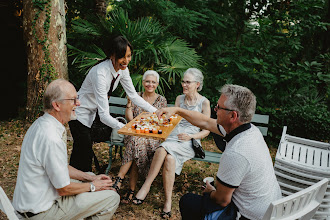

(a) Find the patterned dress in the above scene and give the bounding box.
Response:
[122,93,167,177]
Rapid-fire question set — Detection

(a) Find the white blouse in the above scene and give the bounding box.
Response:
[75,59,157,129]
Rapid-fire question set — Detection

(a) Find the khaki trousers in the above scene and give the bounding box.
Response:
[25,176,120,220]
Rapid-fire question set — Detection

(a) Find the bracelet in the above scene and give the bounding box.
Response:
[126,105,132,108]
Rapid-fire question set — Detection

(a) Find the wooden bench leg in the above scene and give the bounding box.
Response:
[106,145,113,175]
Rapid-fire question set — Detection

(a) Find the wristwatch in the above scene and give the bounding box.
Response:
[90,182,96,192]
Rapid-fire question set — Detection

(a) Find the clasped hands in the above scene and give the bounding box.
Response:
[90,174,117,192]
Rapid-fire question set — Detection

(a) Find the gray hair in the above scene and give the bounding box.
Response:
[184,68,204,91]
[143,70,159,83]
[43,79,69,112]
[220,84,256,123]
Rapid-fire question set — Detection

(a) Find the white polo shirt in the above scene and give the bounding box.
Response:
[216,124,281,220]
[76,59,157,130]
[13,113,70,214]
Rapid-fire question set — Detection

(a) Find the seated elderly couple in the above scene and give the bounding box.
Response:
[13,68,281,219]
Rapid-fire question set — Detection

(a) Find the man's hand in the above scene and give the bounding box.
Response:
[93,179,113,191]
[94,174,111,181]
[156,107,178,120]
[203,180,216,194]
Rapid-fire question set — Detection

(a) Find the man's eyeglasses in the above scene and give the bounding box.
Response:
[214,104,235,112]
[143,80,157,85]
[181,80,196,85]
[59,95,79,105]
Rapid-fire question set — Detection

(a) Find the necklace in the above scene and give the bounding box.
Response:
[185,95,198,106]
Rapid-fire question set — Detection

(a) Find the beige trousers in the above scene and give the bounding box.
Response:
[25,176,120,220]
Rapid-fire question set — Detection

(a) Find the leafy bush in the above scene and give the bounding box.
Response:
[260,104,330,146]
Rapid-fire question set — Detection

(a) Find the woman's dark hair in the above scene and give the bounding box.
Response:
[107,35,133,60]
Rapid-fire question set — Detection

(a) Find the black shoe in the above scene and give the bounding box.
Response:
[160,210,171,219]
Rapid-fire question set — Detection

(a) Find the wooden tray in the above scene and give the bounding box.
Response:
[117,112,182,141]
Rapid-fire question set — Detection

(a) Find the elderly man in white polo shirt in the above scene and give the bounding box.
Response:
[156,84,281,220]
[13,79,120,219]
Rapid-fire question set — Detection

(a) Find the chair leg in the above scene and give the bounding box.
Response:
[113,145,118,161]
[120,145,123,160]
[106,145,113,175]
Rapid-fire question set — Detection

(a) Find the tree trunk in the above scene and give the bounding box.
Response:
[23,0,68,121]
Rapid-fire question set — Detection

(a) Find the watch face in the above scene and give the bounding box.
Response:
[91,183,96,192]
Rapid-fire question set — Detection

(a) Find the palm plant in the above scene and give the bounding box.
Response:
[67,8,201,96]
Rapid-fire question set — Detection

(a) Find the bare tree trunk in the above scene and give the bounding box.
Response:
[23,0,68,121]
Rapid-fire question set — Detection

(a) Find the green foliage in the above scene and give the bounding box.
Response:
[67,0,329,142]
[67,8,201,96]
[261,104,330,145]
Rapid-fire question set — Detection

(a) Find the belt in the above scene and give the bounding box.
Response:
[17,211,38,218]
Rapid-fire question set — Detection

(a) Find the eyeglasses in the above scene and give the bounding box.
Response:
[181,80,196,85]
[214,104,235,112]
[143,80,157,85]
[59,95,79,105]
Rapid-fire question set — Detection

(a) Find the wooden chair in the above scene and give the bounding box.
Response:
[0,186,19,220]
[274,126,330,219]
[261,178,329,220]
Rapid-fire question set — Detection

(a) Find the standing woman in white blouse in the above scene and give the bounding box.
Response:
[69,36,157,172]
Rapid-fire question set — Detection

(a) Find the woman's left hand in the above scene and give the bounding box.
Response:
[177,133,192,141]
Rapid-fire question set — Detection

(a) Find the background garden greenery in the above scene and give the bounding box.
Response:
[66,0,329,145]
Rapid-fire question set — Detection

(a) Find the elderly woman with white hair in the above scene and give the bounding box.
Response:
[112,70,167,202]
[132,68,211,218]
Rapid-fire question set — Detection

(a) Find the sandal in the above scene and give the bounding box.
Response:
[121,189,135,204]
[112,176,124,193]
[132,196,145,205]
[160,210,171,219]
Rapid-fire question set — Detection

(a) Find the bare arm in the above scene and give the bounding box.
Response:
[156,107,222,136]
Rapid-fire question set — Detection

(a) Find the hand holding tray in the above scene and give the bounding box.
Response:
[117,112,182,141]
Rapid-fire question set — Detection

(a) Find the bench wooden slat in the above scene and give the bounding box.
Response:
[193,151,222,163]
[256,126,268,137]
[252,114,269,124]
[109,96,127,105]
[109,106,126,115]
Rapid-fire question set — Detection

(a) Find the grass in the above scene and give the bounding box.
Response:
[0,119,277,220]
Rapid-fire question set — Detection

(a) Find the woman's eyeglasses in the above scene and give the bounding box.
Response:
[59,95,79,105]
[181,80,196,85]
[143,80,157,85]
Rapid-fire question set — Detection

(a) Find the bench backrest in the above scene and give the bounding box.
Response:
[109,96,127,116]
[251,114,269,136]
[108,97,269,136]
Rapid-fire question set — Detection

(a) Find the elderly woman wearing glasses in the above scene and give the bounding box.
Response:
[111,70,167,203]
[132,68,211,218]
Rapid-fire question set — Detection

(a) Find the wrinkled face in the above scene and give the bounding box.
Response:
[143,75,158,93]
[58,85,80,124]
[111,46,132,72]
[181,73,200,95]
